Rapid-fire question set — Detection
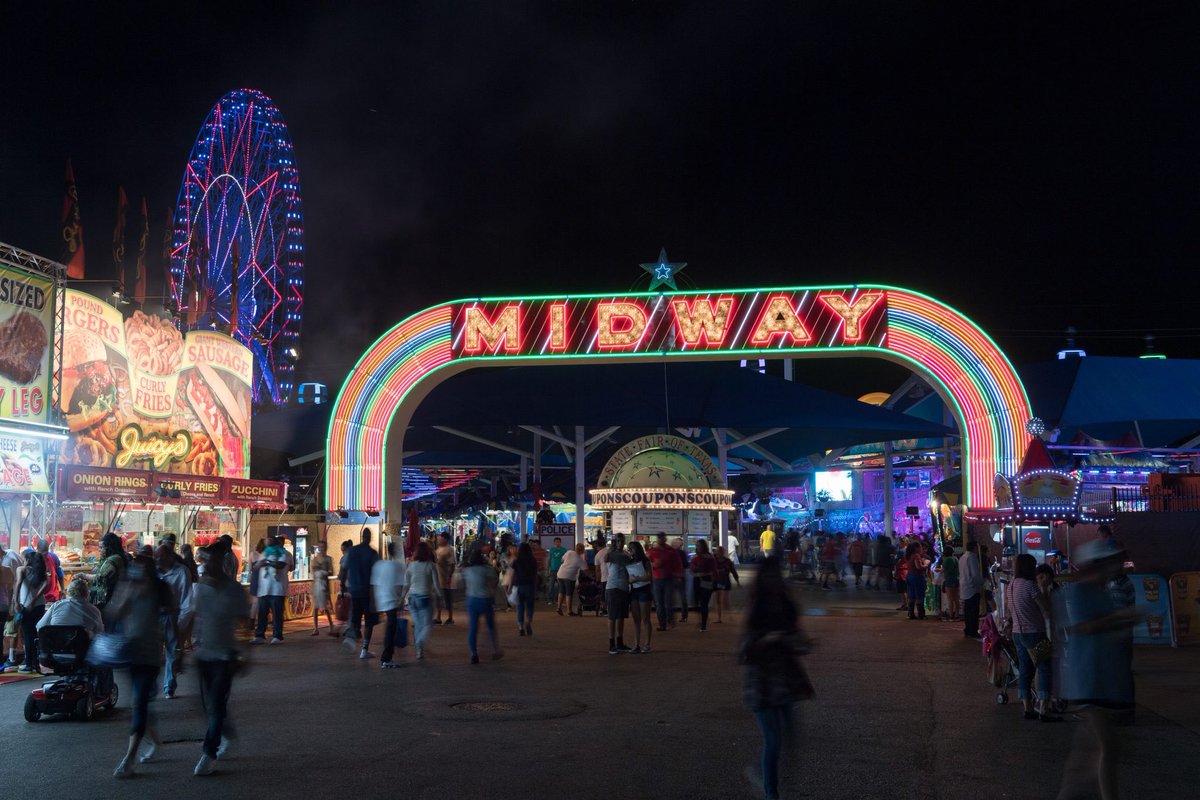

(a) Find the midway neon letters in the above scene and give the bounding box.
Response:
[589,487,736,511]
[454,290,886,356]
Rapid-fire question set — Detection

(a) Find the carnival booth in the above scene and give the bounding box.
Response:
[587,434,734,552]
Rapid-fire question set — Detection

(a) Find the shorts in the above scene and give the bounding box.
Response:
[630,584,652,604]
[605,589,630,620]
[714,580,731,591]
[943,579,960,589]
[558,578,576,598]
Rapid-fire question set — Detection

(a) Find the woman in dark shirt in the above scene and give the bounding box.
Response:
[512,543,538,637]
[689,539,718,631]
[712,545,740,624]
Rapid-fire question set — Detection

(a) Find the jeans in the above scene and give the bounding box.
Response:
[467,596,498,657]
[693,579,714,629]
[129,663,159,736]
[754,704,793,800]
[255,595,285,640]
[344,594,376,643]
[673,577,687,620]
[515,584,535,628]
[963,593,981,636]
[409,594,432,652]
[20,605,44,670]
[160,615,178,694]
[380,608,399,662]
[652,579,672,628]
[197,658,234,758]
[1014,631,1051,701]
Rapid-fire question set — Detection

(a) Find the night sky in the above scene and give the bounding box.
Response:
[2,2,1197,392]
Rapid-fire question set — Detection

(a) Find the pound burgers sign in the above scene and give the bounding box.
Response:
[328,285,1032,515]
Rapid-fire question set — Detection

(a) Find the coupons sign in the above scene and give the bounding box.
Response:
[58,289,253,478]
[0,263,54,424]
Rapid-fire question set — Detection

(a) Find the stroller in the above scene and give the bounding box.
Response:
[980,612,1019,704]
[576,573,604,616]
[24,626,118,723]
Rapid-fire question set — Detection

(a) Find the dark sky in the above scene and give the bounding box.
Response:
[3,2,1198,390]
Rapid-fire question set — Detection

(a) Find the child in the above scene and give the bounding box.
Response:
[263,541,288,581]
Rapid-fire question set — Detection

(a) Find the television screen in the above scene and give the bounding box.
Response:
[815,470,853,502]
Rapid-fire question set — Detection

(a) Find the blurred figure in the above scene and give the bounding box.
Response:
[712,545,741,624]
[340,529,379,659]
[648,533,676,629]
[1054,539,1138,800]
[434,532,456,625]
[462,546,503,664]
[179,544,200,583]
[310,541,336,636]
[689,539,717,631]
[512,542,537,636]
[739,557,812,800]
[555,543,587,616]
[407,541,437,659]
[109,555,176,778]
[959,540,983,639]
[848,533,867,587]
[371,541,408,669]
[941,545,961,621]
[1010,554,1056,721]
[156,544,193,699]
[191,545,249,776]
[14,550,48,674]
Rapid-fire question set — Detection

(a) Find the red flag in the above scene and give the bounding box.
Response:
[195,235,210,320]
[60,159,85,279]
[162,206,175,301]
[133,197,149,305]
[185,237,198,328]
[112,186,127,295]
[229,238,240,336]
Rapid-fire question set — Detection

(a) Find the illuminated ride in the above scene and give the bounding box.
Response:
[170,88,304,407]
[325,286,1032,518]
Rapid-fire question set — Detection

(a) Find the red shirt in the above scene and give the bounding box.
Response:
[848,540,867,564]
[649,545,676,579]
[821,541,838,561]
[690,553,716,576]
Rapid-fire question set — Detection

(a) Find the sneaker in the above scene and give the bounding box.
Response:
[641,645,651,653]
[311,629,320,636]
[525,625,532,637]
[194,753,215,776]
[470,655,480,664]
[163,690,175,700]
[0,661,12,673]
[216,737,231,759]
[381,661,401,669]
[342,637,358,652]
[16,665,35,674]
[616,643,633,652]
[518,628,526,637]
[630,646,642,654]
[269,638,283,645]
[113,758,135,779]
[359,649,375,659]
[138,743,158,763]
[556,608,564,616]
[608,646,618,655]
[249,637,266,645]
[416,648,424,660]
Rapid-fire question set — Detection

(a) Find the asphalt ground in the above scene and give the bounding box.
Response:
[3,580,1198,799]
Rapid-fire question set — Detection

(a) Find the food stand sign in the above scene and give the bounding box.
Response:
[0,263,54,424]
[0,431,50,493]
[58,290,253,478]
[60,465,153,500]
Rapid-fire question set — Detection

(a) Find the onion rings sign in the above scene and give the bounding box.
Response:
[589,488,734,511]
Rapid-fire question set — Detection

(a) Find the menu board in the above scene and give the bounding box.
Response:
[636,509,683,536]
[58,290,252,477]
[0,263,54,425]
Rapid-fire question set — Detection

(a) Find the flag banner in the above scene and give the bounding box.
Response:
[230,239,240,335]
[134,197,149,305]
[61,160,85,280]
[112,186,128,293]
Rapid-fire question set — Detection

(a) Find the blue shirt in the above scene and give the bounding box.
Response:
[342,543,380,597]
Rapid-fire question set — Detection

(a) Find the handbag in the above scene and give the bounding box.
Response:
[698,576,714,591]
[506,585,520,607]
[86,631,132,669]
[334,592,350,622]
[1029,637,1053,666]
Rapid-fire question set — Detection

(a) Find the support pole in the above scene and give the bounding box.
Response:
[519,454,529,539]
[716,428,729,552]
[884,441,895,538]
[574,426,586,546]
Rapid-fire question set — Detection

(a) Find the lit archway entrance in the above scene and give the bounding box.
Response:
[326,286,1030,521]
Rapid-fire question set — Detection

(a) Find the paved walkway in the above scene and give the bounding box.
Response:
[2,584,1197,798]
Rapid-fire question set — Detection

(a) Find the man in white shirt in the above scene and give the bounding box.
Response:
[251,537,294,645]
[371,543,408,669]
[958,540,983,639]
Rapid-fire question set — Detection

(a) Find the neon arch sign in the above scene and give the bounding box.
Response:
[327,285,1031,514]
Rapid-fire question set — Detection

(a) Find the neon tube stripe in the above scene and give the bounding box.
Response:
[326,287,1029,513]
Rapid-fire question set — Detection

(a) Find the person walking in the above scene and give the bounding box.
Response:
[246,539,266,624]
[713,545,741,624]
[462,546,503,664]
[959,540,983,638]
[14,550,48,674]
[309,541,336,636]
[546,537,567,604]
[759,525,777,560]
[1054,539,1138,800]
[689,539,718,631]
[649,533,676,630]
[434,533,456,625]
[671,537,689,623]
[848,534,867,587]
[190,546,249,776]
[819,536,839,591]
[605,534,633,654]
[1009,553,1057,722]
[407,542,437,659]
[155,544,193,699]
[178,544,200,583]
[941,545,961,620]
[340,529,380,659]
[371,541,408,669]
[511,542,538,636]
[555,543,587,616]
[906,543,930,620]
[108,555,176,778]
[738,557,812,800]
[626,541,653,653]
[251,536,293,645]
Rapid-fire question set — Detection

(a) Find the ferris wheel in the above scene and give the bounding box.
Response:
[170,87,304,407]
